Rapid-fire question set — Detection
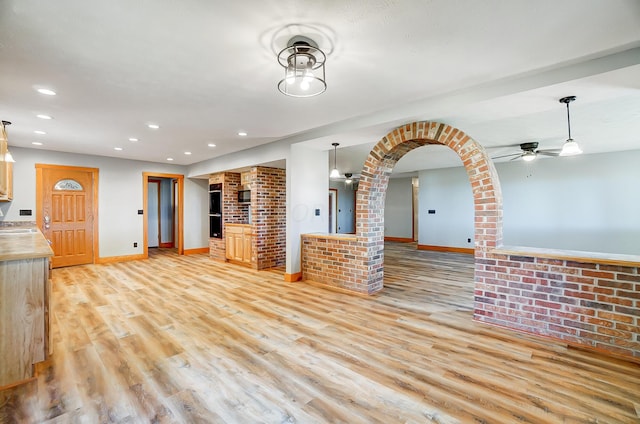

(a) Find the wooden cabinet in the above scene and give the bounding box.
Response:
[225,224,253,265]
[0,256,51,387]
[240,171,250,189]
[0,121,13,202]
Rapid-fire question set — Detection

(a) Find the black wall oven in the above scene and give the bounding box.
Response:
[209,183,222,238]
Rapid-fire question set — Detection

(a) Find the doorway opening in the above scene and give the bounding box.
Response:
[143,172,184,256]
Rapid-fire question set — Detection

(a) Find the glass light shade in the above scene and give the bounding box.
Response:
[330,168,340,179]
[4,151,15,163]
[277,37,326,98]
[522,151,536,162]
[559,139,582,156]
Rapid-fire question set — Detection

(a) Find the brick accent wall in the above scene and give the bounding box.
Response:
[302,121,500,295]
[252,167,286,270]
[475,251,640,359]
[208,172,243,261]
[301,120,640,360]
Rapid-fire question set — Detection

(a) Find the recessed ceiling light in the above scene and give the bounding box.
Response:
[36,114,53,120]
[36,88,56,96]
[166,157,174,161]
[129,137,138,142]
[114,147,123,151]
[238,132,247,136]
[184,152,192,155]
[34,130,46,135]
[32,142,43,146]
[207,143,216,147]
[148,124,159,129]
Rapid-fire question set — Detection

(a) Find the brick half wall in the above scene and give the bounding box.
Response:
[475,249,640,359]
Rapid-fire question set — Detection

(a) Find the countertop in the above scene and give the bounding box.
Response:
[0,226,54,261]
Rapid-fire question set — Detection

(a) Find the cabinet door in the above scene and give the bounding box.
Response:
[233,233,244,261]
[225,233,235,260]
[243,234,253,263]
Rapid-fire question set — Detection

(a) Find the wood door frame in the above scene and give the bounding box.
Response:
[329,188,338,233]
[35,164,100,262]
[142,172,184,256]
[148,179,162,248]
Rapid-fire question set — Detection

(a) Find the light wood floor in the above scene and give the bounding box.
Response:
[1,243,639,423]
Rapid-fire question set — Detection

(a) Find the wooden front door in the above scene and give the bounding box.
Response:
[36,165,97,268]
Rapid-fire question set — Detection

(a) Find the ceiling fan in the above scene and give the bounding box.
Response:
[332,172,360,185]
[492,142,560,162]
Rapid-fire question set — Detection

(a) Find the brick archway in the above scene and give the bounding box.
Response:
[302,121,503,295]
[356,121,503,291]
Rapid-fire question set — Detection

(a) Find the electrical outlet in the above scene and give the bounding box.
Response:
[467,238,472,243]
[133,242,138,248]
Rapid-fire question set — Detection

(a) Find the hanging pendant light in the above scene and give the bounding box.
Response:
[329,142,340,178]
[559,96,582,156]
[277,36,326,98]
[1,120,14,163]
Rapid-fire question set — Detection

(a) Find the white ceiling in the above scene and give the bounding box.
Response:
[1,0,639,176]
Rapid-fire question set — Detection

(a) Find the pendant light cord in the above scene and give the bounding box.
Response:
[566,102,572,140]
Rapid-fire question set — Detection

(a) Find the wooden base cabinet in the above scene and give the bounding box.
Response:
[0,257,50,387]
[225,224,253,265]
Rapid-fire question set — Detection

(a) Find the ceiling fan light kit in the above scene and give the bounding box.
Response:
[277,36,327,98]
[558,96,583,156]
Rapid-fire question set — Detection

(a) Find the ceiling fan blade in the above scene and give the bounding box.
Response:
[492,153,521,160]
[537,150,560,157]
[509,155,523,161]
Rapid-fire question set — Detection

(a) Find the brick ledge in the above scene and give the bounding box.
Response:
[302,233,358,241]
[492,245,640,267]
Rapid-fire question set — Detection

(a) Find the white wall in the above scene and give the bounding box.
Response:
[418,167,474,248]
[417,149,640,255]
[286,144,328,274]
[329,180,356,234]
[384,177,413,238]
[0,147,209,256]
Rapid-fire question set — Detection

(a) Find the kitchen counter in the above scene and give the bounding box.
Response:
[0,226,53,261]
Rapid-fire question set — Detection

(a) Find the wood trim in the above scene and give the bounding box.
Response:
[384,237,414,243]
[184,247,209,255]
[34,163,98,173]
[159,242,174,248]
[149,179,161,249]
[417,244,474,255]
[35,163,99,263]
[143,172,184,257]
[95,254,146,264]
[284,272,302,282]
[329,188,338,233]
[0,375,37,392]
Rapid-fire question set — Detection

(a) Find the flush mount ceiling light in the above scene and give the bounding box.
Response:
[277,36,326,98]
[147,123,160,129]
[559,96,582,156]
[329,142,340,178]
[36,114,53,120]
